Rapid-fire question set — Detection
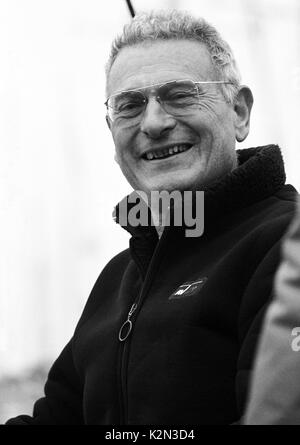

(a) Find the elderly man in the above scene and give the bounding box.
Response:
[7,10,298,425]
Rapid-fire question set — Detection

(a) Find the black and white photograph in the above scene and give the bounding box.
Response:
[0,0,300,428]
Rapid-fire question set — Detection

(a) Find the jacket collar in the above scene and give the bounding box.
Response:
[113,144,286,238]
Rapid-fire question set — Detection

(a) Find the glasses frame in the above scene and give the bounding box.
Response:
[104,79,234,123]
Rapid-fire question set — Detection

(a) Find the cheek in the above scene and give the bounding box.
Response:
[112,129,122,151]
[197,99,234,131]
[112,132,138,178]
[112,127,137,158]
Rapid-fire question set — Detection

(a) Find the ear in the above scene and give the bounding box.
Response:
[106,115,112,131]
[234,86,254,142]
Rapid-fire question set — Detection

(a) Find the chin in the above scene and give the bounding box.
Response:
[147,182,194,194]
[138,171,205,193]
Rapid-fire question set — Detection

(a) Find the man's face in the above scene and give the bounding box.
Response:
[107,39,238,194]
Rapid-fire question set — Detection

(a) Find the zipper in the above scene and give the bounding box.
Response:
[118,303,138,341]
[117,292,144,423]
[117,226,171,424]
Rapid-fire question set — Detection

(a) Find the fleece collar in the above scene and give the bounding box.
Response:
[113,144,286,238]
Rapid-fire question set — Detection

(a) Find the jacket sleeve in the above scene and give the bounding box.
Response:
[244,200,300,424]
[4,252,129,425]
[235,231,290,420]
[5,338,84,425]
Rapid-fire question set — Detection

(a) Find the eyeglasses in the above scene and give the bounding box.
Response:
[105,79,233,124]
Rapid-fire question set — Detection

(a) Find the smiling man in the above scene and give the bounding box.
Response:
[108,39,240,194]
[6,10,298,425]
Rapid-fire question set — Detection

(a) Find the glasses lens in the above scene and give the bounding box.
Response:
[159,80,199,115]
[108,91,145,121]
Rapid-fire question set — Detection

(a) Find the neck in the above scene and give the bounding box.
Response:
[155,224,165,238]
[149,202,166,238]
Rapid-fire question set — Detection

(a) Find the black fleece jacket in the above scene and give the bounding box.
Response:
[6,145,298,425]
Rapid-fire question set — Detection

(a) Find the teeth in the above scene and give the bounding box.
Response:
[145,144,191,160]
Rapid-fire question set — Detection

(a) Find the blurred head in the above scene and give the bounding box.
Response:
[105,10,253,194]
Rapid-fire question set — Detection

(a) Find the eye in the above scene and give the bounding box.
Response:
[117,101,143,112]
[167,90,194,99]
[163,85,198,103]
[114,93,145,116]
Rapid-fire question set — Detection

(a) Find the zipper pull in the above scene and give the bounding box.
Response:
[118,303,138,342]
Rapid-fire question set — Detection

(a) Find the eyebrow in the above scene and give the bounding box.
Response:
[110,79,186,98]
[108,79,233,99]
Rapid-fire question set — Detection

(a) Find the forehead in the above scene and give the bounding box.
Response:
[107,39,217,96]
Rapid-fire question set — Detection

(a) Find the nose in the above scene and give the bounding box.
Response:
[140,97,177,139]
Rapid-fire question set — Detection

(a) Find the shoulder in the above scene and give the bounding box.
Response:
[248,184,299,243]
[261,184,298,237]
[273,184,299,206]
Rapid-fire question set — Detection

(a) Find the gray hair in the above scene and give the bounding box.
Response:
[105,10,241,104]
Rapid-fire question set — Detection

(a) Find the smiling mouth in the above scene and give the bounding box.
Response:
[142,144,193,161]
